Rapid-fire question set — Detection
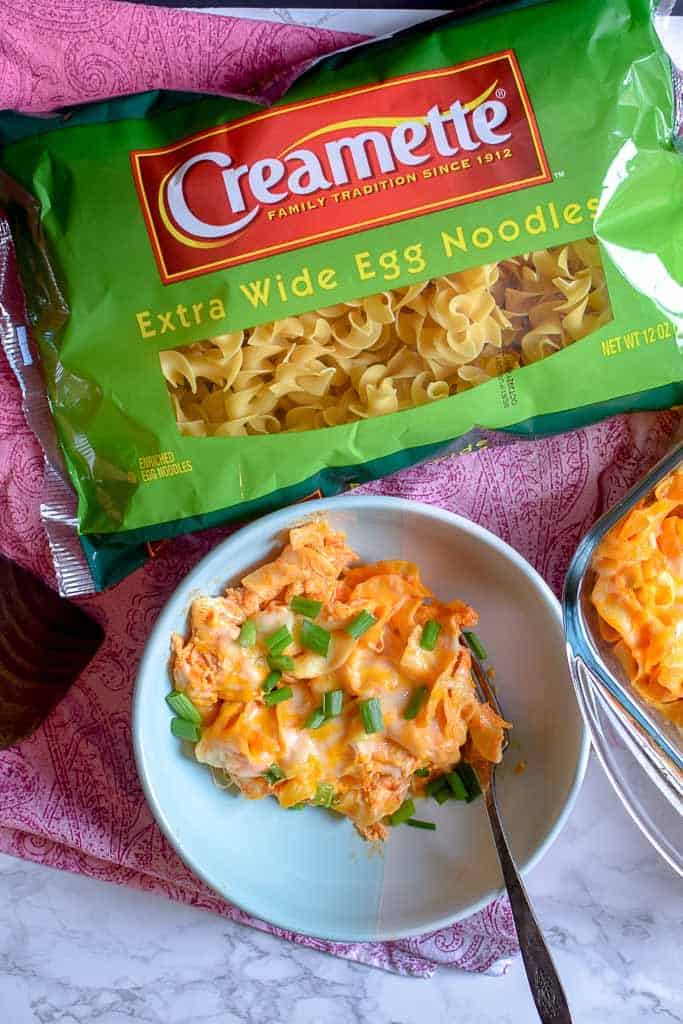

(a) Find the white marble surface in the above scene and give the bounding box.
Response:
[1,757,681,1024]
[189,10,448,35]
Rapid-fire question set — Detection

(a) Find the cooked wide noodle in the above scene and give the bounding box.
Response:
[170,516,510,840]
[591,466,682,726]
[161,237,613,437]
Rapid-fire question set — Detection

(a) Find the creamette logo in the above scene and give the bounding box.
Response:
[131,52,551,284]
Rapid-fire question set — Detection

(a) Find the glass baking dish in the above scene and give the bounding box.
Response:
[563,440,683,875]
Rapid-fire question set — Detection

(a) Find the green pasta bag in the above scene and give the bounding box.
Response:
[0,0,681,592]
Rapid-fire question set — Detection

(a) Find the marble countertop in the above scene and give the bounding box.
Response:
[1,758,680,1024]
[189,9,448,34]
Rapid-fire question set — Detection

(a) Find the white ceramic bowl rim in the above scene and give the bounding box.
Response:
[133,495,590,941]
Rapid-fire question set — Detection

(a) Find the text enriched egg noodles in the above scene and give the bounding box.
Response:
[0,0,681,591]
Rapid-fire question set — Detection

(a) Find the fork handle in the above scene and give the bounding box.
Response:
[484,784,573,1023]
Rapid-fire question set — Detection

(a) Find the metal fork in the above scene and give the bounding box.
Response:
[471,655,573,1024]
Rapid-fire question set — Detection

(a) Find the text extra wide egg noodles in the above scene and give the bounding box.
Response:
[0,0,681,593]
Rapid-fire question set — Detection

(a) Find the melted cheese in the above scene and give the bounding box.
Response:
[592,466,682,725]
[170,516,509,839]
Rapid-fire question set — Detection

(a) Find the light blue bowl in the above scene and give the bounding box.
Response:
[133,496,589,941]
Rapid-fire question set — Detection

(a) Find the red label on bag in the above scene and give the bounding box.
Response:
[131,51,551,285]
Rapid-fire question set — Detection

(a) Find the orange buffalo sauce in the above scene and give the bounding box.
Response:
[170,516,509,839]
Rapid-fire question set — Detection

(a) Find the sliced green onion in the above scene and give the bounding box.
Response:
[290,595,322,618]
[265,625,294,653]
[165,690,201,724]
[434,787,453,805]
[263,764,285,785]
[446,771,468,801]
[414,767,430,778]
[405,818,437,831]
[287,802,307,811]
[346,609,377,639]
[389,798,415,826]
[238,620,256,648]
[312,782,335,808]
[262,669,281,693]
[359,697,384,734]
[463,630,488,661]
[404,685,428,720]
[456,762,482,803]
[300,619,331,657]
[170,717,201,742]
[305,707,326,730]
[425,776,447,798]
[322,689,343,717]
[264,686,293,707]
[267,654,295,672]
[420,619,441,651]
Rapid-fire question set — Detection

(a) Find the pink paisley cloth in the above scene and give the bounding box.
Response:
[0,0,681,979]
[0,1,362,113]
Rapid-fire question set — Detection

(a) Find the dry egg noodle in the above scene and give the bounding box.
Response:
[160,237,613,437]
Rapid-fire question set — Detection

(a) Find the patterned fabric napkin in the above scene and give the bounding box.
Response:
[0,1,360,114]
[0,0,680,977]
